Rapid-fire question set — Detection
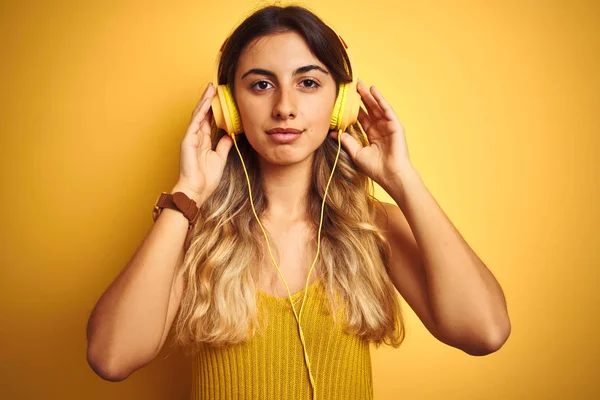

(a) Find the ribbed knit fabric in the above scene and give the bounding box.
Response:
[190,279,373,400]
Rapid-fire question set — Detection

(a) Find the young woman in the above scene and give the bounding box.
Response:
[86,5,511,400]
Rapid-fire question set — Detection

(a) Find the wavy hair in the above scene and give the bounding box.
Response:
[171,4,406,354]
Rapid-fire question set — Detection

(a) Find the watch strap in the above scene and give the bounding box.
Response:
[152,191,199,229]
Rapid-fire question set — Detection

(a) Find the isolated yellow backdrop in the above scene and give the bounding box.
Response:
[1,0,598,399]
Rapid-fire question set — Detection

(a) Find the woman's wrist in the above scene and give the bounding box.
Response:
[170,183,205,206]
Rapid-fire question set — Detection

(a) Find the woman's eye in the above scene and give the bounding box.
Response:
[301,79,319,89]
[250,79,320,91]
[251,81,272,91]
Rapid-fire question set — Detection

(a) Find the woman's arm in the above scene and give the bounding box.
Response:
[86,185,200,381]
[377,164,511,356]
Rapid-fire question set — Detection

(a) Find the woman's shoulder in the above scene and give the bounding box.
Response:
[372,200,399,230]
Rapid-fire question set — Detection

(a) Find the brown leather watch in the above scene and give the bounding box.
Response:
[152,191,199,230]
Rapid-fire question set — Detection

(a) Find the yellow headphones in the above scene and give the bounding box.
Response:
[210,31,360,400]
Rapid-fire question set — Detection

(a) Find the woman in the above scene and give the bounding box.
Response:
[86,5,511,400]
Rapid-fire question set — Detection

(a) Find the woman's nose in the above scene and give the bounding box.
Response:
[272,87,297,119]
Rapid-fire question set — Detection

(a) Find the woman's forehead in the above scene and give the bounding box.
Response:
[237,32,325,73]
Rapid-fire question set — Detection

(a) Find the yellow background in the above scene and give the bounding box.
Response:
[1,0,598,398]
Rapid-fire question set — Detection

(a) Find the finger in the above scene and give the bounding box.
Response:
[196,109,214,151]
[215,133,234,159]
[357,107,373,132]
[370,86,397,121]
[198,107,213,135]
[197,125,211,150]
[329,130,362,161]
[191,83,215,119]
[357,80,384,120]
[185,91,214,138]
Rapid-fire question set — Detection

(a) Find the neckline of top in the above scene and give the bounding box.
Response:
[257,278,321,301]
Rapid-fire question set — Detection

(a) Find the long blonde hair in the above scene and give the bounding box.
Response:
[171,5,405,354]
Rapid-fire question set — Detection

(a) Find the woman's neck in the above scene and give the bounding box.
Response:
[259,156,313,223]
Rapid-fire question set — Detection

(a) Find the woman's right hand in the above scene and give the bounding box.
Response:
[175,83,234,204]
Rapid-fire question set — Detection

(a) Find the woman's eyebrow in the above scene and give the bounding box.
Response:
[241,64,329,80]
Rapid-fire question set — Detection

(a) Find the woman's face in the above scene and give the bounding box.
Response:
[233,31,337,166]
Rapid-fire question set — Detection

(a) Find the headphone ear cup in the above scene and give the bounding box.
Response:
[221,85,243,135]
[212,84,243,136]
[342,80,360,130]
[329,84,346,131]
[211,85,227,133]
[330,81,361,131]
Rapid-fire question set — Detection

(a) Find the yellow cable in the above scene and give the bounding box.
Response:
[231,128,343,400]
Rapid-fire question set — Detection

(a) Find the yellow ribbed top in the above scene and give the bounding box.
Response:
[190,279,373,400]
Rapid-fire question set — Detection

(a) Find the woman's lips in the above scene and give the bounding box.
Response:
[267,132,302,144]
[266,128,303,144]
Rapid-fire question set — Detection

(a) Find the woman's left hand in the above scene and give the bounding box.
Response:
[329,79,412,187]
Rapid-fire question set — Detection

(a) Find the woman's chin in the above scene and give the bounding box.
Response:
[258,150,314,167]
